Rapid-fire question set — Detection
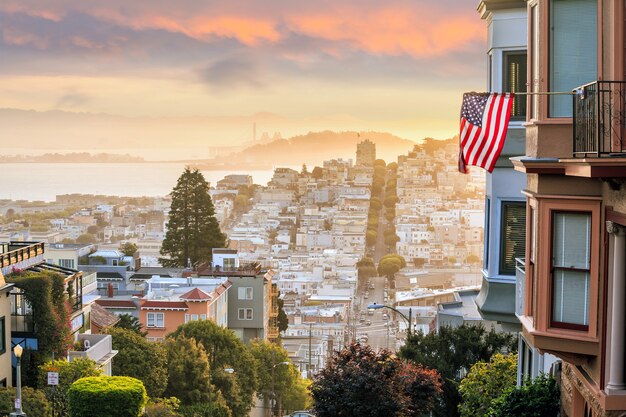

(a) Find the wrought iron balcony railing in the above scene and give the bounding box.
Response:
[573,81,626,157]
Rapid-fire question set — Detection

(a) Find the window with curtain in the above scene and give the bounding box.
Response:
[503,51,527,120]
[499,202,526,275]
[551,212,591,329]
[549,0,597,117]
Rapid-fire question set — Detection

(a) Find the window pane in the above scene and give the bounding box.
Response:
[552,269,590,325]
[550,0,597,117]
[553,212,591,269]
[246,287,253,299]
[500,202,526,275]
[238,309,244,320]
[504,52,527,119]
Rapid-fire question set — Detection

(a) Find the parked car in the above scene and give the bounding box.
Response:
[366,320,372,326]
[383,313,389,321]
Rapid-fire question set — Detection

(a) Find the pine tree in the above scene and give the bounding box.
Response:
[160,168,226,267]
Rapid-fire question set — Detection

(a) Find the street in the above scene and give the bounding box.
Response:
[353,275,399,351]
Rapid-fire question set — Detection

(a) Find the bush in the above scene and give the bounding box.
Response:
[0,386,51,417]
[68,376,147,417]
[144,397,182,417]
[179,402,231,417]
[490,374,560,417]
[39,358,102,417]
[458,353,517,417]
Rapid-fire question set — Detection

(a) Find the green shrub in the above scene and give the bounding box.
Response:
[178,402,231,417]
[490,374,560,417]
[68,376,147,417]
[39,358,102,417]
[0,386,51,417]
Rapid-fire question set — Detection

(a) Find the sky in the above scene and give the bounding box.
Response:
[0,0,487,153]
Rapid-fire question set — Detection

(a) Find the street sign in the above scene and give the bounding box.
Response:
[47,371,59,386]
[14,398,20,409]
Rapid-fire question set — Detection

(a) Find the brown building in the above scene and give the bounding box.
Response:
[510,0,626,415]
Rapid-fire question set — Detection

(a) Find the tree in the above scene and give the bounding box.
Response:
[374,159,387,167]
[160,168,226,267]
[76,233,96,244]
[399,324,517,417]
[276,291,289,333]
[311,343,441,417]
[164,336,213,405]
[39,358,102,417]
[369,198,382,211]
[490,374,560,417]
[115,314,147,336]
[249,340,310,416]
[0,387,51,417]
[458,353,517,417]
[366,230,378,247]
[168,321,257,417]
[377,255,406,278]
[105,327,168,398]
[87,225,99,235]
[465,254,481,265]
[301,164,309,175]
[119,242,138,257]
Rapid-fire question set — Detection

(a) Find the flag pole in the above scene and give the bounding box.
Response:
[470,91,575,96]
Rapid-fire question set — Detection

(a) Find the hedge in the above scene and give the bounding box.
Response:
[68,376,147,417]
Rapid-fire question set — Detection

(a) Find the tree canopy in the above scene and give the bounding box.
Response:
[490,374,560,417]
[311,343,441,417]
[164,336,213,405]
[249,340,310,416]
[458,353,517,417]
[160,168,226,267]
[399,325,517,417]
[119,242,138,257]
[105,327,168,398]
[168,320,257,417]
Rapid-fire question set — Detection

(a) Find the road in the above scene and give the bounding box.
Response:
[353,275,399,351]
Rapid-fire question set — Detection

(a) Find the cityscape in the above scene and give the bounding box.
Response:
[0,1,623,417]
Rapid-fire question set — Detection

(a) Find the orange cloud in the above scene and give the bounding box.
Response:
[286,6,484,58]
[0,1,484,57]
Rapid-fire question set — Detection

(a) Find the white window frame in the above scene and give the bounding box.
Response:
[238,287,253,300]
[147,312,164,328]
[238,308,253,320]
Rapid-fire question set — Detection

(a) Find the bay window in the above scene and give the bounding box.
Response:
[549,0,597,117]
[551,212,591,329]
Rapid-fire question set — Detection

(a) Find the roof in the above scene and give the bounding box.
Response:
[212,248,237,254]
[141,301,188,311]
[180,288,212,302]
[129,273,171,281]
[97,272,124,280]
[90,303,121,329]
[95,299,137,309]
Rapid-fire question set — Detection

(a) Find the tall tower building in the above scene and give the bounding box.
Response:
[356,139,376,167]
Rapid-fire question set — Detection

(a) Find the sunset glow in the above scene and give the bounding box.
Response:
[0,0,486,154]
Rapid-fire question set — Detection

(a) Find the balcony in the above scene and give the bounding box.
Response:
[573,81,626,157]
[0,242,45,275]
[270,305,279,318]
[69,334,118,375]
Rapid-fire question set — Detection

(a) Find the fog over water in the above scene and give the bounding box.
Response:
[1,163,278,202]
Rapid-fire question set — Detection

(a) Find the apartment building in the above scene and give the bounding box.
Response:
[198,249,279,343]
[505,0,626,415]
[138,278,231,341]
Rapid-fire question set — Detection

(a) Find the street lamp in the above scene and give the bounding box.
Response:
[368,303,413,337]
[271,361,290,417]
[10,344,25,417]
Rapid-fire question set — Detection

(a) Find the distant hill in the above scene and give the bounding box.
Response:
[227,131,416,167]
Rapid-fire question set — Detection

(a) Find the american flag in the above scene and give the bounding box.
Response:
[458,92,514,173]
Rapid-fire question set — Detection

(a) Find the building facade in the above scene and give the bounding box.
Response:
[356,139,376,167]
[511,1,626,415]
